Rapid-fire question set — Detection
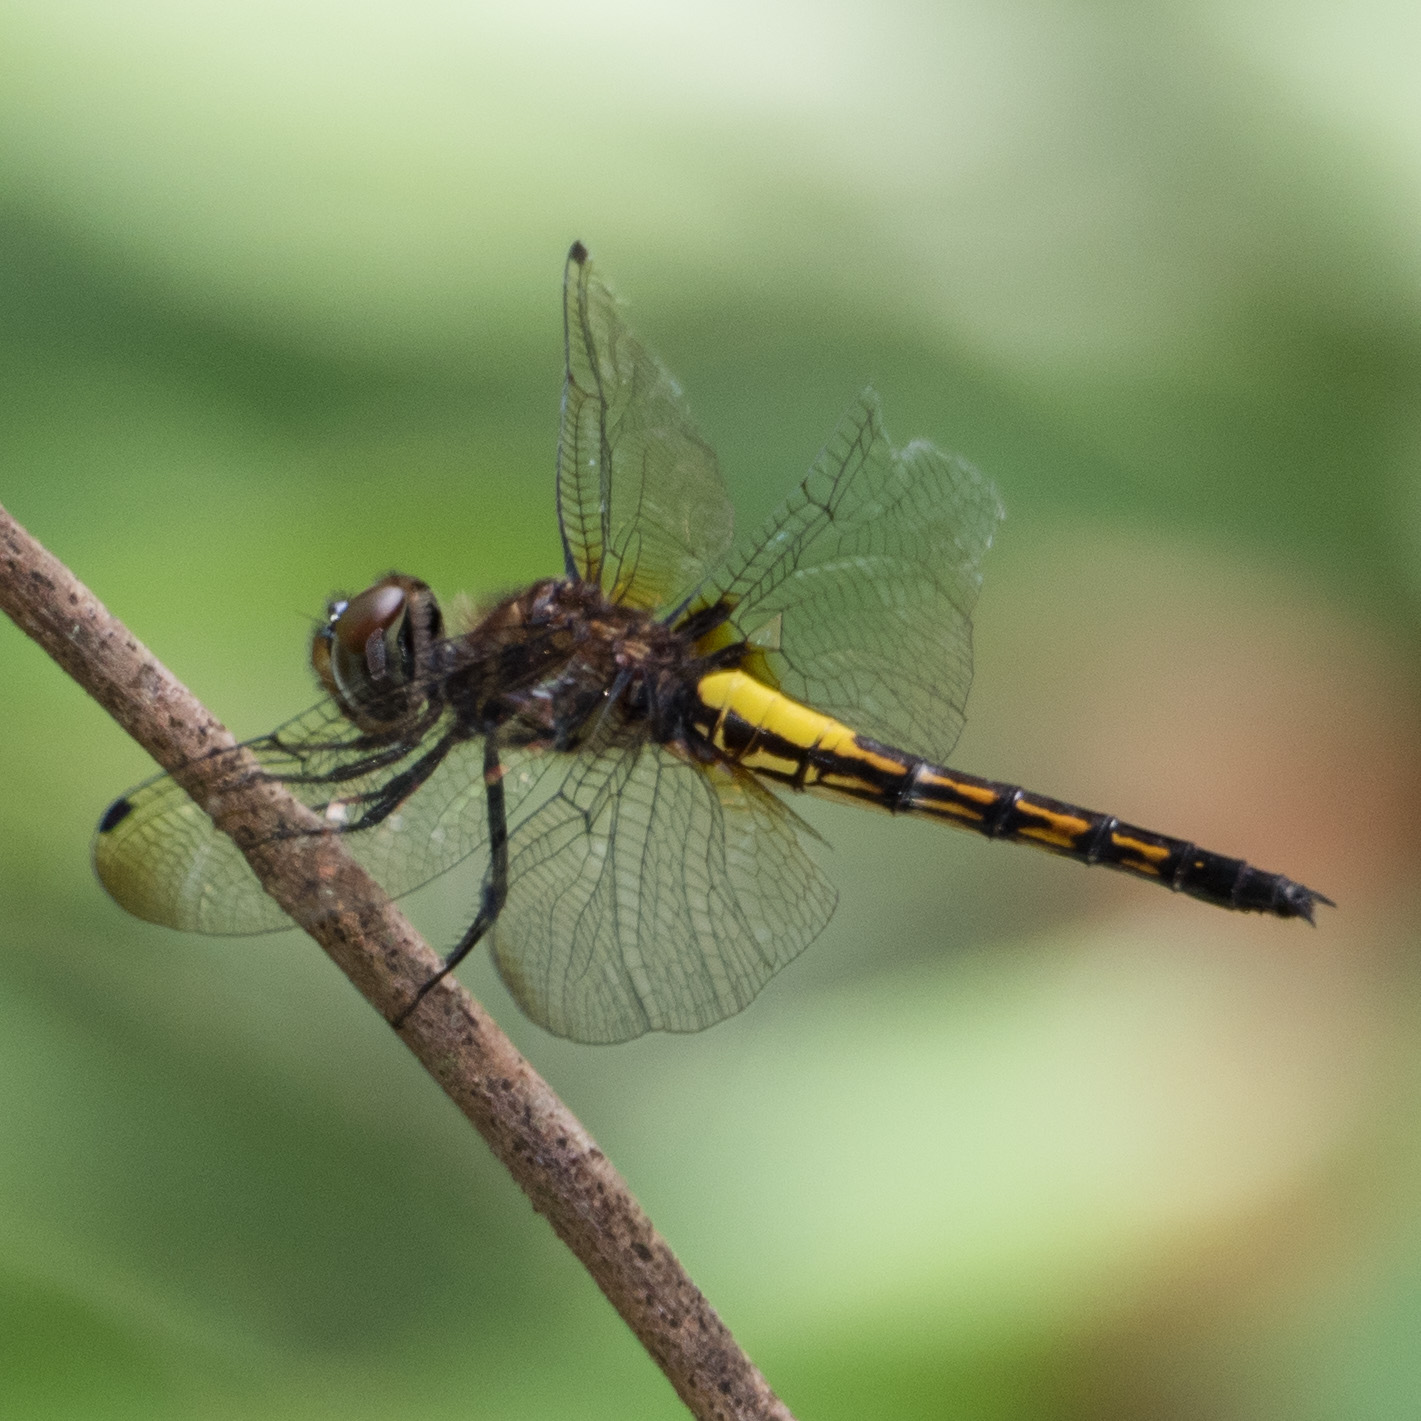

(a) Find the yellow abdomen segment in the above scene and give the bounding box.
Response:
[694,669,909,796]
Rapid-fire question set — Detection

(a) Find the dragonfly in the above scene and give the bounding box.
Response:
[94,242,1331,1043]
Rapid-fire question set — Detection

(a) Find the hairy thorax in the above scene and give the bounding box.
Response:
[443,578,703,751]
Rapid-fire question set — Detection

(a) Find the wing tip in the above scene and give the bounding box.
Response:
[568,239,589,266]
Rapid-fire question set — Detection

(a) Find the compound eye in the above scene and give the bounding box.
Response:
[332,582,407,663]
[311,573,440,730]
[318,579,416,718]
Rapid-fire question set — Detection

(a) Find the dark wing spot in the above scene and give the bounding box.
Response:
[97,797,134,834]
[568,239,589,264]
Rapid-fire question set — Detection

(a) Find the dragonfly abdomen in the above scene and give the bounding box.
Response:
[901,765,1326,919]
[692,670,1329,923]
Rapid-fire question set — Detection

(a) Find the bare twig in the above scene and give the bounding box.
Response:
[0,502,795,1421]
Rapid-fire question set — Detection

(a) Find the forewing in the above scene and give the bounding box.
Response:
[713,389,1004,764]
[556,243,734,611]
[94,697,492,935]
[490,743,835,1043]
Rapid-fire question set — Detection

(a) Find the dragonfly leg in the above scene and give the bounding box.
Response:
[392,736,510,1028]
[326,731,459,832]
[267,731,460,846]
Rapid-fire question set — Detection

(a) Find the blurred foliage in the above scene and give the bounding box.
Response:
[1,2,1419,1418]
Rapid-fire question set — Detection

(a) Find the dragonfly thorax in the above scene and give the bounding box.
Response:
[439,576,707,752]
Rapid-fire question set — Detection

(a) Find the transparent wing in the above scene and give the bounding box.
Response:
[98,710,832,1042]
[490,741,835,1043]
[712,389,1004,764]
[556,242,734,611]
[93,697,493,935]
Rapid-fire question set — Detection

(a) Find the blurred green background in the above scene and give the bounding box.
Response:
[1,2,1419,1417]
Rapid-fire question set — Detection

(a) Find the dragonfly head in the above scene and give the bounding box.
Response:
[312,573,445,730]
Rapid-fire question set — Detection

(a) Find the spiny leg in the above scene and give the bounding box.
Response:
[267,730,459,844]
[318,731,459,832]
[392,736,510,1028]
